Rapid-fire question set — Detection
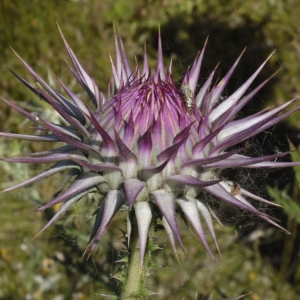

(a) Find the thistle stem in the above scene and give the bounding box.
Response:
[121,216,153,299]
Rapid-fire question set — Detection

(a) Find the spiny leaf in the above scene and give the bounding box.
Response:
[267,187,300,224]
[288,139,300,184]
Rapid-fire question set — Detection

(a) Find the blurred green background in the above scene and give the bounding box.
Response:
[1,0,300,299]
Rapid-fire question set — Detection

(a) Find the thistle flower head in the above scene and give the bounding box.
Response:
[1,28,299,264]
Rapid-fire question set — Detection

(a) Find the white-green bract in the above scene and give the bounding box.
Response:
[1,28,299,266]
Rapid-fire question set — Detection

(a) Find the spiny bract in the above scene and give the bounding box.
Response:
[1,28,299,265]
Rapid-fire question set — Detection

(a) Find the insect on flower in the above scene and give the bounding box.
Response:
[230,182,241,196]
[182,84,195,115]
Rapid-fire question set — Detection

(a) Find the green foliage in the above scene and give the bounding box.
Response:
[289,140,300,185]
[266,141,300,287]
[267,140,300,225]
[267,187,300,224]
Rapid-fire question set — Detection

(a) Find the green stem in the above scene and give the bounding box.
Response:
[121,216,154,299]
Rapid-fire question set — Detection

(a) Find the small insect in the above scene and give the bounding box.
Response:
[230,182,241,196]
[182,85,195,115]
